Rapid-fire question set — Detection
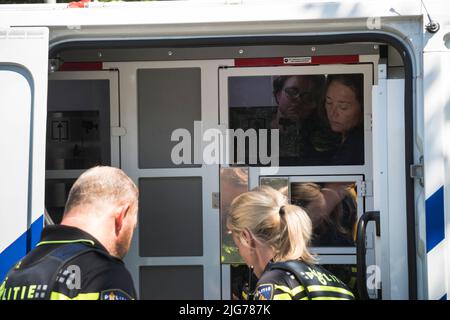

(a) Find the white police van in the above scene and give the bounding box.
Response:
[0,0,449,300]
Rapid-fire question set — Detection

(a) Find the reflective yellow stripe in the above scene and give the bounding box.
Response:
[37,239,95,247]
[0,279,6,299]
[300,296,309,300]
[291,285,305,296]
[274,284,305,296]
[273,293,292,300]
[307,285,354,297]
[274,285,291,293]
[311,297,352,300]
[50,291,99,300]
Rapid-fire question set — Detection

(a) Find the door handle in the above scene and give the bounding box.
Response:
[356,210,380,300]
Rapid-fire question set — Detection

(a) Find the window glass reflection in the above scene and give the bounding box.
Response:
[220,168,249,264]
[228,74,365,166]
[290,181,358,247]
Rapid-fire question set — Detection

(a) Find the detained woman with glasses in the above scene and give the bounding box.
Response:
[227,186,355,300]
[270,75,338,165]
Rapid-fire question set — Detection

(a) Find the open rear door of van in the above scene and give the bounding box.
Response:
[0,27,49,281]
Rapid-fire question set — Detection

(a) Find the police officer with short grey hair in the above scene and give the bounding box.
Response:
[0,166,138,300]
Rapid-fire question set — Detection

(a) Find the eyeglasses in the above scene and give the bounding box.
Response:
[283,87,314,104]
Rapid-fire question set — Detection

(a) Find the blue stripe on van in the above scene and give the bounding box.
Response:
[0,215,44,281]
[425,187,445,253]
[440,294,447,300]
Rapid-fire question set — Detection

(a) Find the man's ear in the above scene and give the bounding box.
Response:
[115,203,130,236]
[241,228,256,249]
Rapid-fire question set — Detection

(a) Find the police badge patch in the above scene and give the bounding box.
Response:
[100,289,133,300]
[254,284,273,300]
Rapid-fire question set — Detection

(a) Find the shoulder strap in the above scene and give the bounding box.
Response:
[268,260,355,300]
[44,242,105,298]
[268,260,314,299]
[2,242,106,300]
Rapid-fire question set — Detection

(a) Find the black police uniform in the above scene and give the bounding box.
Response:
[252,260,355,300]
[330,126,364,165]
[0,225,136,300]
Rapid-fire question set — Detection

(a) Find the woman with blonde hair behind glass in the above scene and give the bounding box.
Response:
[227,186,354,300]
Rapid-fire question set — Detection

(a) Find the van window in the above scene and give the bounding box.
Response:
[228,73,365,166]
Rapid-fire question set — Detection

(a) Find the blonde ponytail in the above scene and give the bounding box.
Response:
[276,204,315,263]
[227,186,316,264]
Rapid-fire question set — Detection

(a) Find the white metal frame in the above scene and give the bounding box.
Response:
[219,64,374,176]
[316,255,357,264]
[221,264,232,300]
[218,63,375,297]
[104,60,233,299]
[372,64,408,299]
[259,174,365,255]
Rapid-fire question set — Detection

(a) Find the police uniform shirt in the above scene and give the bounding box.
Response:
[253,266,308,300]
[253,261,355,300]
[0,225,137,300]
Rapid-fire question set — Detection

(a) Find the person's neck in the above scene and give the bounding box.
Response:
[61,215,116,257]
[252,246,275,278]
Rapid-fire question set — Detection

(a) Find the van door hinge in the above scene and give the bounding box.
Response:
[410,156,424,186]
[359,181,373,197]
[111,126,126,137]
[212,192,220,209]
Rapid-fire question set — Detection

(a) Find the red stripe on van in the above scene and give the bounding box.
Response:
[58,62,103,71]
[311,55,359,64]
[234,55,359,67]
[234,57,285,67]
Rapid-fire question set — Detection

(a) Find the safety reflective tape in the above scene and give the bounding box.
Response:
[274,284,305,296]
[273,293,292,300]
[0,279,6,298]
[307,285,354,297]
[291,285,306,296]
[50,291,99,300]
[273,284,291,293]
[36,239,95,247]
